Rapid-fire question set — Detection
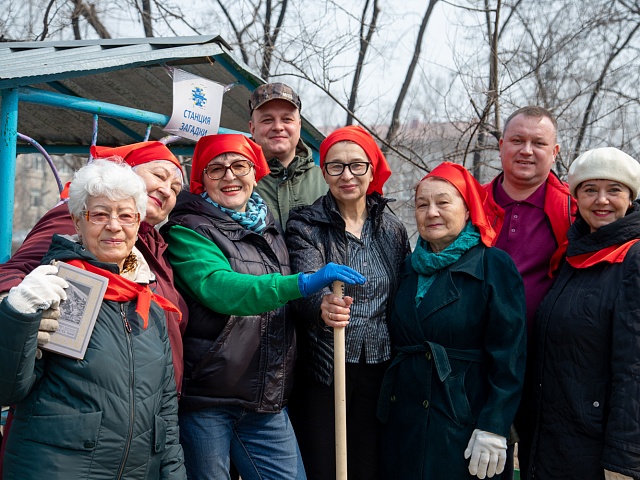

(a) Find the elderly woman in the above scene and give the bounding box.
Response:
[0,160,186,479]
[285,125,410,480]
[0,142,187,477]
[528,148,640,480]
[377,162,526,479]
[161,133,365,480]
[0,141,187,393]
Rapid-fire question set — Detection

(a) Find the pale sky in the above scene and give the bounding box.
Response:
[104,0,459,128]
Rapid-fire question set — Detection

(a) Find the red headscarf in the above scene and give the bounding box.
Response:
[61,141,182,200]
[91,141,181,170]
[189,134,270,194]
[421,162,496,247]
[319,125,391,195]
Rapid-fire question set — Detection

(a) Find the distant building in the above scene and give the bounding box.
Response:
[12,154,76,254]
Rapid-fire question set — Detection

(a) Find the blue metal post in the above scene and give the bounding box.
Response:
[0,88,18,262]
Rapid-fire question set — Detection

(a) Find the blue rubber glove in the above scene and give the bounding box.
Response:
[297,262,367,297]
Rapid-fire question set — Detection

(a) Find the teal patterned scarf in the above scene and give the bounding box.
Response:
[411,222,480,305]
[202,191,269,234]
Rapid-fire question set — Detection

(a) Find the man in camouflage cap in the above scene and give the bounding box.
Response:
[249,82,327,228]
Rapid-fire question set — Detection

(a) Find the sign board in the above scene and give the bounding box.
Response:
[164,68,224,141]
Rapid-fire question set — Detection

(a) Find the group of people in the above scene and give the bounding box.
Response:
[0,81,638,480]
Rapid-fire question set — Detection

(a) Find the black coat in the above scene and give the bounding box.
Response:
[285,192,410,385]
[529,205,640,480]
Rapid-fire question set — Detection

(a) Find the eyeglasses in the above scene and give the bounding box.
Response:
[324,162,371,177]
[83,210,140,226]
[204,160,254,180]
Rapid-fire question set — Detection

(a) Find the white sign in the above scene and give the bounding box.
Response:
[164,68,224,141]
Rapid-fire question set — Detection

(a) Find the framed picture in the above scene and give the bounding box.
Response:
[40,262,108,359]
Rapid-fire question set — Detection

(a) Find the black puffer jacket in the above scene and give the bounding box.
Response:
[163,192,295,413]
[286,192,410,385]
[529,203,640,480]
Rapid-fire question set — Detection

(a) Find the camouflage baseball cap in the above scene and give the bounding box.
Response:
[248,83,302,114]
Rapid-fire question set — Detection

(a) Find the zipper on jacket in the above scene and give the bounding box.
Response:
[116,303,135,480]
[122,307,132,333]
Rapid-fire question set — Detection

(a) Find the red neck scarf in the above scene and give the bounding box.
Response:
[67,259,182,329]
[566,239,640,268]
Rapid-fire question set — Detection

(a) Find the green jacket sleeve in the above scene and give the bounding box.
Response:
[164,225,302,316]
[158,307,187,479]
[0,299,41,405]
[475,248,527,437]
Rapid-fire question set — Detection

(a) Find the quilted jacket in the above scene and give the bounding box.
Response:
[0,235,185,480]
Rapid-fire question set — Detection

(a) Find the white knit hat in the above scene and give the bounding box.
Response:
[568,147,640,199]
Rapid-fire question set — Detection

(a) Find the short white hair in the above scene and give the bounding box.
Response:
[68,159,148,219]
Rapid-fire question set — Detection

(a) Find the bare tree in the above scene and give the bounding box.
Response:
[346,0,380,126]
[140,0,154,37]
[209,0,288,80]
[384,0,439,149]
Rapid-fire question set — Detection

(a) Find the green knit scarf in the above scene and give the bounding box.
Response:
[411,222,480,305]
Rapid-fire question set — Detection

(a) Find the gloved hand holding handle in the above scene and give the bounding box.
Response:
[464,429,507,479]
[6,265,68,314]
[604,470,634,480]
[298,262,366,297]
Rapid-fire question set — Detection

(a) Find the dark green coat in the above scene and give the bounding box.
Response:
[0,235,185,480]
[378,245,526,479]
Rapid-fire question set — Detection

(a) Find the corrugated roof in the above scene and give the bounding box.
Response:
[0,35,324,150]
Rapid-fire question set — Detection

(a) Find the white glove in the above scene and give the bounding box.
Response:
[464,429,507,479]
[37,306,61,346]
[36,306,61,359]
[6,265,68,314]
[604,470,634,480]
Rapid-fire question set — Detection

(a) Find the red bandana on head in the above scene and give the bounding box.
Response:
[189,134,270,194]
[320,125,391,195]
[421,162,496,247]
[61,141,182,200]
[91,141,181,170]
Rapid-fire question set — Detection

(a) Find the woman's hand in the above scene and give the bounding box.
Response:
[298,263,366,297]
[464,429,507,479]
[604,470,633,480]
[321,294,353,329]
[6,265,68,314]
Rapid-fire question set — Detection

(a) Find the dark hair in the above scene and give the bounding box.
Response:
[503,106,557,139]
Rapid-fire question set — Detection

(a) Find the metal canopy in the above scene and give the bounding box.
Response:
[0,36,325,261]
[0,35,324,149]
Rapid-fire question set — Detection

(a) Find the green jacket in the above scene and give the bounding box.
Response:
[254,141,328,229]
[378,245,526,479]
[0,235,185,480]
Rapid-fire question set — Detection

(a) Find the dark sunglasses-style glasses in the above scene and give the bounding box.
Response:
[323,161,371,177]
[83,210,140,226]
[204,160,254,180]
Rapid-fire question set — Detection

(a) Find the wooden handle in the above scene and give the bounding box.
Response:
[332,280,347,480]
